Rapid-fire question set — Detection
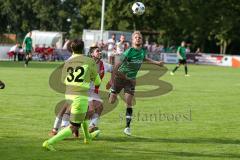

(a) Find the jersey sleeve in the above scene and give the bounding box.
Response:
[177,46,181,53]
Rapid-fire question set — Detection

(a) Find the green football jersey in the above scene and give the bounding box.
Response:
[118,47,146,79]
[24,37,32,51]
[63,54,101,94]
[177,46,186,60]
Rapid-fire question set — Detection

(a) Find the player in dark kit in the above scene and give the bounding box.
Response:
[107,31,164,136]
[22,31,33,67]
[170,41,190,76]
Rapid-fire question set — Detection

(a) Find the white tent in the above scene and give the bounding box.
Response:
[24,30,63,49]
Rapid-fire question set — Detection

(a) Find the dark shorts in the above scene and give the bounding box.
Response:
[25,49,32,55]
[178,59,187,64]
[110,76,135,95]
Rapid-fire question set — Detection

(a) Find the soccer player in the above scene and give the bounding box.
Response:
[49,45,105,136]
[22,31,33,67]
[42,39,101,151]
[49,101,71,136]
[108,31,164,136]
[170,41,190,76]
[87,45,105,133]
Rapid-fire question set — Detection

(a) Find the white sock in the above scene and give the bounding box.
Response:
[61,120,70,128]
[89,113,99,127]
[53,117,62,130]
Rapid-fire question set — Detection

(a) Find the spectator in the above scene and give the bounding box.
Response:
[186,44,191,54]
[151,42,157,53]
[144,40,150,50]
[98,40,106,51]
[38,44,47,61]
[107,33,116,64]
[8,43,20,61]
[51,45,58,61]
[18,45,24,61]
[195,47,202,55]
[46,45,55,61]
[62,39,70,50]
[114,34,127,64]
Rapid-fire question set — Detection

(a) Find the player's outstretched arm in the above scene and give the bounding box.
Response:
[145,57,164,67]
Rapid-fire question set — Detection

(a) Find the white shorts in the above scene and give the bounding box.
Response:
[108,51,114,57]
[114,54,121,63]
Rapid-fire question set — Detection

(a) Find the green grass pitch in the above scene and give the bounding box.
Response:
[0,61,239,160]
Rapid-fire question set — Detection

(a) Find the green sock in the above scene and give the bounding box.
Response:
[48,126,72,145]
[81,121,90,139]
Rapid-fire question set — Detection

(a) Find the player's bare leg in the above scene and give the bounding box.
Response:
[184,63,190,76]
[123,93,134,136]
[171,64,180,75]
[49,102,69,136]
[89,100,103,133]
[61,106,71,128]
[24,53,32,67]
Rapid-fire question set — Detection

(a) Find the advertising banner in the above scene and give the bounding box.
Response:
[162,53,238,67]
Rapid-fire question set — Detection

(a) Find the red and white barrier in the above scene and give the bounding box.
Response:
[161,53,240,68]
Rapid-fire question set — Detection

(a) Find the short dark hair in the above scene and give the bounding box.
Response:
[89,46,99,54]
[70,39,84,54]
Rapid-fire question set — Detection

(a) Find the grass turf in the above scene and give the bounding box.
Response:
[0,61,240,160]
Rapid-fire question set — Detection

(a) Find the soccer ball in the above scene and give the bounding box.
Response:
[132,2,145,15]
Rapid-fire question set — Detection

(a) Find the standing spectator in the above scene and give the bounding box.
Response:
[107,33,116,64]
[195,47,202,55]
[8,43,20,61]
[151,42,157,53]
[45,45,55,61]
[18,45,24,61]
[186,44,191,54]
[62,38,70,50]
[22,31,33,67]
[51,45,58,61]
[98,40,106,51]
[143,40,150,50]
[115,34,127,64]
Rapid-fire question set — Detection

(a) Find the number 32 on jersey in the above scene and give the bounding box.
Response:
[65,65,86,86]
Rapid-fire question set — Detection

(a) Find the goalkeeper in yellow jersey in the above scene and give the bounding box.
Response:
[42,39,101,151]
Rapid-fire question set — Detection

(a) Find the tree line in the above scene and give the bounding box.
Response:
[1,0,240,54]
